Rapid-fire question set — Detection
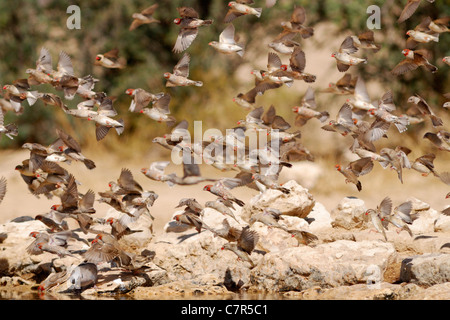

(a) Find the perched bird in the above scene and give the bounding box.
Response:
[331,36,367,72]
[94,49,126,69]
[140,93,176,127]
[26,230,74,256]
[173,6,213,53]
[67,263,98,292]
[129,4,160,31]
[335,157,374,191]
[164,53,203,87]
[32,241,76,258]
[38,270,69,293]
[397,0,436,23]
[209,24,245,57]
[288,229,318,246]
[391,49,437,75]
[224,1,262,23]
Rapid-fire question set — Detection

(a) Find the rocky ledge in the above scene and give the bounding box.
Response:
[0,180,449,300]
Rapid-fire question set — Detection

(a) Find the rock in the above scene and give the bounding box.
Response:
[240,180,315,221]
[307,202,333,232]
[249,240,397,292]
[407,197,431,212]
[331,197,368,230]
[148,229,258,286]
[400,253,450,286]
[295,282,433,300]
[278,161,322,189]
[434,214,450,233]
[103,208,154,249]
[130,275,231,299]
[410,208,440,234]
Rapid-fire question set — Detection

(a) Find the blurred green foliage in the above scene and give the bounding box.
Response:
[0,0,448,157]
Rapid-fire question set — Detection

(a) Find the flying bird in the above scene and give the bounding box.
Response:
[173,6,213,53]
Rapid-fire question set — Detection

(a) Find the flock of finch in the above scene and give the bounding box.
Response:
[0,0,449,292]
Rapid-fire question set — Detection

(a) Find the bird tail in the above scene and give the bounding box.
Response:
[237,43,245,57]
[425,62,438,73]
[430,115,443,127]
[115,119,125,135]
[300,26,314,39]
[5,123,18,138]
[233,198,245,207]
[394,116,409,133]
[356,180,362,192]
[278,187,290,194]
[27,91,39,106]
[203,19,213,25]
[83,159,96,170]
[302,73,316,83]
[254,8,262,18]
[403,224,413,237]
[318,111,330,123]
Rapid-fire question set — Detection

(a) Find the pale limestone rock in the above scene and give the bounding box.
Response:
[400,253,450,286]
[410,208,440,234]
[249,240,397,292]
[240,180,315,221]
[331,197,368,230]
